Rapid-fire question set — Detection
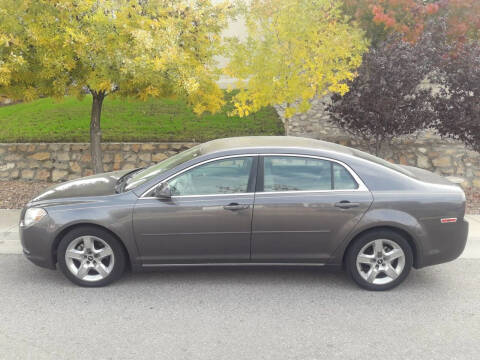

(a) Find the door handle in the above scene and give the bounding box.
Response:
[334,201,360,209]
[223,203,250,211]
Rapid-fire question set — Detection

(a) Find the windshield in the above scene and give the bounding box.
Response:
[124,145,203,190]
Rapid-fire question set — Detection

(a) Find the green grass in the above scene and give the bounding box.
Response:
[0,92,284,142]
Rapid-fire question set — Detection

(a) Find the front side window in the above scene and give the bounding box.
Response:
[263,156,358,192]
[168,157,254,196]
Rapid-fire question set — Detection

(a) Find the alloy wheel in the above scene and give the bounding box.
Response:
[65,236,115,282]
[356,239,406,285]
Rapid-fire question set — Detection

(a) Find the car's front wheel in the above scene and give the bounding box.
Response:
[346,229,413,291]
[57,226,127,287]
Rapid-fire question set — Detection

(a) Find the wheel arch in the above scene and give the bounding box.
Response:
[52,223,132,270]
[342,225,420,268]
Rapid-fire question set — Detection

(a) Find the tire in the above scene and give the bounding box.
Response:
[345,229,413,291]
[57,226,127,287]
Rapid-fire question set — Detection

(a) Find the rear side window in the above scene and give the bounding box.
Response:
[333,162,358,190]
[262,156,358,192]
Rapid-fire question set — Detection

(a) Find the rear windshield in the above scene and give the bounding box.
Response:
[351,149,416,178]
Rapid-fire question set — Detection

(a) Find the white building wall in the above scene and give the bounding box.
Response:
[213,0,248,88]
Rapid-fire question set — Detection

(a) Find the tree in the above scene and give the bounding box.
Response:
[344,0,480,47]
[224,0,368,134]
[0,0,228,173]
[327,34,438,155]
[344,0,440,46]
[440,0,480,43]
[431,41,480,151]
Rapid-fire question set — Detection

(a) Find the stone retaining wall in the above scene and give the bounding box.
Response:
[275,97,480,191]
[1,137,478,190]
[0,142,195,182]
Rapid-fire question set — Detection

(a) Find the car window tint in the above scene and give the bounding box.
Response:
[168,157,253,196]
[333,162,358,190]
[263,156,332,192]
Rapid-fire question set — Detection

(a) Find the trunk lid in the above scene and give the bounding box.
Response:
[400,165,462,187]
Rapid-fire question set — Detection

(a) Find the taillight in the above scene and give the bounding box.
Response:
[441,218,457,224]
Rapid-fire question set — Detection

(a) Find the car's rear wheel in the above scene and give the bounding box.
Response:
[57,226,126,287]
[346,229,413,291]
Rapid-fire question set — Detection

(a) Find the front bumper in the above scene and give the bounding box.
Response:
[20,220,57,270]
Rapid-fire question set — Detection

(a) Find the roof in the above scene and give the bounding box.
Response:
[200,136,354,156]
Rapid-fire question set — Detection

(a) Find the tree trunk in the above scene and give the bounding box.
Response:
[374,132,381,156]
[284,103,290,136]
[284,117,290,136]
[90,91,105,174]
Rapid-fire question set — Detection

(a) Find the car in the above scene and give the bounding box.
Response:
[20,136,469,290]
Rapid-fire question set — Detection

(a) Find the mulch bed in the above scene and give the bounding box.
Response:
[0,180,479,214]
[0,181,52,209]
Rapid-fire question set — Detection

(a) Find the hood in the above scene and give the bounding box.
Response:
[30,169,133,203]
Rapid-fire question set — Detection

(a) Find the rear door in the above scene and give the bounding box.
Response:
[251,155,373,263]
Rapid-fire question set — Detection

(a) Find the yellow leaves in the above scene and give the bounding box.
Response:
[298,99,311,113]
[153,56,167,71]
[328,82,350,96]
[131,29,154,50]
[0,34,12,47]
[226,0,368,118]
[138,85,160,101]
[193,103,206,115]
[0,66,11,86]
[344,71,356,82]
[301,88,316,102]
[64,27,88,46]
[227,89,254,117]
[23,87,38,102]
[231,104,250,117]
[189,82,225,115]
[284,107,297,118]
[63,58,77,72]
[183,77,200,94]
[98,81,113,92]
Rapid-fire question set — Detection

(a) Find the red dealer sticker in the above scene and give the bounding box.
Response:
[441,218,457,224]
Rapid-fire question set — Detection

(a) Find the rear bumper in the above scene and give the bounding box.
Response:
[416,218,469,268]
[20,222,56,270]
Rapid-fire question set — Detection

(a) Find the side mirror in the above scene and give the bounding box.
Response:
[154,182,172,199]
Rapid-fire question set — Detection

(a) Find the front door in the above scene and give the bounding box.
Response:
[133,156,257,265]
[251,155,373,263]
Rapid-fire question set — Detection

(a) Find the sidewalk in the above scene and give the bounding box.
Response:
[0,209,22,254]
[1,209,480,258]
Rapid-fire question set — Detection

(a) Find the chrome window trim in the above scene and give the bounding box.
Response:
[140,192,255,200]
[140,154,257,199]
[260,153,369,193]
[140,153,369,199]
[257,189,366,196]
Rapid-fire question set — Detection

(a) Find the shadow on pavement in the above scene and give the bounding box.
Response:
[5,253,449,292]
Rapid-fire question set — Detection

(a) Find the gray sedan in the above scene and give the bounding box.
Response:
[20,136,468,290]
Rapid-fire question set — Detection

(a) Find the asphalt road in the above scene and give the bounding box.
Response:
[0,255,479,360]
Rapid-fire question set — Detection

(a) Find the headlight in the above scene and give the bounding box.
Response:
[24,208,47,227]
